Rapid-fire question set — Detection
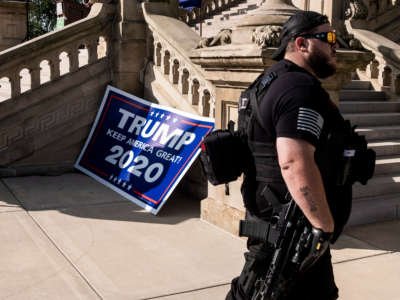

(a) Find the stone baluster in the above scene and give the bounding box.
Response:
[11,69,21,98]
[154,42,162,67]
[30,62,41,89]
[68,47,80,73]
[49,54,61,81]
[377,62,389,88]
[394,73,400,95]
[189,79,200,106]
[366,60,379,79]
[87,38,99,65]
[178,67,189,95]
[169,58,179,84]
[382,66,392,87]
[162,51,171,75]
[200,88,211,117]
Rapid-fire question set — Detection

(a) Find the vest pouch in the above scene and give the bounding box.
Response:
[200,127,246,185]
[238,90,252,137]
[350,148,376,185]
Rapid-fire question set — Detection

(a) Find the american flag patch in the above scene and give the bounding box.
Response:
[296,107,324,139]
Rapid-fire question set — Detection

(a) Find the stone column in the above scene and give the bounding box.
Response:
[112,0,147,96]
[0,1,29,51]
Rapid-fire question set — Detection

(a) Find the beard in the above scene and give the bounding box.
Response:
[308,47,336,79]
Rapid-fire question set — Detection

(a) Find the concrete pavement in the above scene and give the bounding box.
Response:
[1,173,399,299]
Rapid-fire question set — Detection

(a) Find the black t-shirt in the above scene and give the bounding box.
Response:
[253,59,336,148]
[250,59,352,235]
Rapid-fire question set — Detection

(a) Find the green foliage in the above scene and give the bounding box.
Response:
[28,0,57,39]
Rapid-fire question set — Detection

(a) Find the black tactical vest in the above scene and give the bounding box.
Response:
[238,64,375,232]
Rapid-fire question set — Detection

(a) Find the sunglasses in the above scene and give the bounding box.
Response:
[298,31,337,45]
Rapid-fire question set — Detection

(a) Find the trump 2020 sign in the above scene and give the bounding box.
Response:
[75,86,214,214]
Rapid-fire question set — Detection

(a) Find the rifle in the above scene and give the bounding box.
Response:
[239,198,331,300]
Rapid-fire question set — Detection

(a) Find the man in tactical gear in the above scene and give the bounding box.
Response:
[226,10,367,300]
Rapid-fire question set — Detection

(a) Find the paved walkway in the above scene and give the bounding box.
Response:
[1,173,399,299]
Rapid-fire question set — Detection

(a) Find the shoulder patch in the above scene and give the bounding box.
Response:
[296,107,324,139]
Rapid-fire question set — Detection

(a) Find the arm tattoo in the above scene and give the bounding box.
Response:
[300,186,318,212]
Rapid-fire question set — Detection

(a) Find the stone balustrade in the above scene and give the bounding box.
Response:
[345,0,400,43]
[179,0,245,25]
[351,28,400,96]
[364,0,399,19]
[144,3,216,118]
[0,3,114,102]
[345,0,399,21]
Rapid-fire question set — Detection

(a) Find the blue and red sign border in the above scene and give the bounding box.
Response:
[75,85,214,214]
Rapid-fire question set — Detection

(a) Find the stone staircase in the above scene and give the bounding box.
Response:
[339,80,400,225]
[192,0,261,37]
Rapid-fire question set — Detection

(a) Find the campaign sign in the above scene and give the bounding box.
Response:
[75,85,214,214]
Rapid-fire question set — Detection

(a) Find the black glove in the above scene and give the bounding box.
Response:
[299,227,332,272]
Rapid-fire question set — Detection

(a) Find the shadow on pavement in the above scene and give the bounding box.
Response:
[60,189,201,225]
[332,220,400,253]
[3,171,399,252]
[0,172,201,225]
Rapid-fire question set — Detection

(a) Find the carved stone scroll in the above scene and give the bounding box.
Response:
[337,27,365,50]
[252,25,282,48]
[196,29,232,48]
[345,0,368,20]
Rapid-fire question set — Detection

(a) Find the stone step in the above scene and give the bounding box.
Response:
[356,126,400,141]
[220,0,259,17]
[368,140,400,156]
[343,112,400,126]
[209,11,245,25]
[375,155,400,175]
[340,90,386,101]
[342,80,372,90]
[352,173,400,199]
[339,101,400,114]
[347,193,400,226]
[204,0,259,27]
[209,1,255,22]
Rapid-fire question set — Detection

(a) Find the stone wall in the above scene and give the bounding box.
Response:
[0,3,114,176]
[0,1,28,51]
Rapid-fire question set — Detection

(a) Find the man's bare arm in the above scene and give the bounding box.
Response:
[276,137,334,233]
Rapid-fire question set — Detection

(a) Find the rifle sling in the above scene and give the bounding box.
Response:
[239,219,280,245]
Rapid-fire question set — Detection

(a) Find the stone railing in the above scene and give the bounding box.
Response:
[0,3,114,102]
[345,0,399,21]
[351,28,400,96]
[179,0,245,25]
[345,0,400,42]
[143,2,216,118]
